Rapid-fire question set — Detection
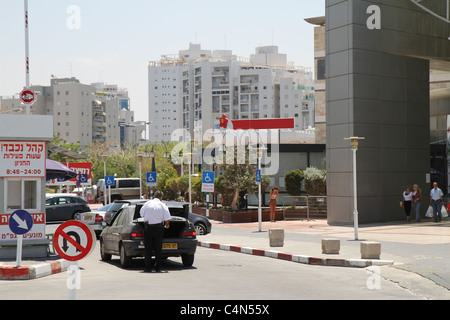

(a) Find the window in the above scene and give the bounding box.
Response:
[317,59,326,80]
[6,181,21,210]
[112,209,129,227]
[6,179,39,211]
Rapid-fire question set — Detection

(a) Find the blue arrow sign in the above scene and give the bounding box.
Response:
[9,210,34,235]
[147,172,157,186]
[256,169,262,184]
[105,176,115,187]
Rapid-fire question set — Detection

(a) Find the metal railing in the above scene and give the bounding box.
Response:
[281,196,327,221]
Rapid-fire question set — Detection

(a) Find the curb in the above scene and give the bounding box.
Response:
[197,241,394,268]
[0,259,70,281]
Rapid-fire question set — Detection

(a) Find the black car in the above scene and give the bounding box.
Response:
[46,194,91,222]
[100,202,198,269]
[188,213,212,235]
[104,200,212,236]
[103,200,148,225]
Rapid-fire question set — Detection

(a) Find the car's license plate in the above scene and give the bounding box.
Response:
[163,243,178,250]
[84,216,92,221]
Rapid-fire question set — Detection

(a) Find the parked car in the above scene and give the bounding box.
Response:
[83,200,147,234]
[188,212,212,235]
[104,200,148,225]
[96,178,141,203]
[80,203,113,237]
[46,194,91,222]
[100,201,198,269]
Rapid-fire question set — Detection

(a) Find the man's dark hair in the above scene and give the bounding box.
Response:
[154,191,164,199]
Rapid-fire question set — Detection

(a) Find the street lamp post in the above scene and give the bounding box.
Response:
[100,154,108,205]
[256,146,267,233]
[344,137,365,241]
[182,153,194,214]
[149,147,156,199]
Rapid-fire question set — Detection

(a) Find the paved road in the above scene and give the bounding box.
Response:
[0,238,435,301]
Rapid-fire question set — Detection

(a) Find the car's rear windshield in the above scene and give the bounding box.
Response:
[110,203,127,212]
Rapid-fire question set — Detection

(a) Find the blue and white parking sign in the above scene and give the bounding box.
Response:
[78,174,89,184]
[256,169,262,184]
[105,176,115,187]
[202,171,215,193]
[9,210,34,235]
[147,172,157,186]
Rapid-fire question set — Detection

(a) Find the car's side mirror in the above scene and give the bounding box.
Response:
[102,221,109,227]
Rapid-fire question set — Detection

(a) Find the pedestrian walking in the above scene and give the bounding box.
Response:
[269,187,280,222]
[429,182,444,223]
[140,191,171,272]
[402,186,413,222]
[412,184,422,223]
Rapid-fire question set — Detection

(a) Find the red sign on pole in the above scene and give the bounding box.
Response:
[67,162,92,184]
[20,89,36,104]
[53,221,96,262]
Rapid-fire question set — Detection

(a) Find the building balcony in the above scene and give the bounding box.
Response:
[93,116,106,122]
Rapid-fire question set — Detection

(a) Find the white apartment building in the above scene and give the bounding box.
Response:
[148,44,315,142]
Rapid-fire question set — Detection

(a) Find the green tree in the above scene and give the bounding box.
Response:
[304,167,327,196]
[217,147,258,211]
[284,169,305,196]
[260,175,271,195]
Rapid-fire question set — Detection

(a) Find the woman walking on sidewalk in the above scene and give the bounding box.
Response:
[412,184,422,223]
[269,187,280,222]
[402,186,413,222]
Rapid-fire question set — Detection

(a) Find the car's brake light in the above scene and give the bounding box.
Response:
[132,233,145,238]
[95,214,103,223]
[183,231,196,237]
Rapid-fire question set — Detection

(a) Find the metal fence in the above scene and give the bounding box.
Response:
[281,196,327,221]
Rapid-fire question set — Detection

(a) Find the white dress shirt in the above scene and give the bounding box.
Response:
[140,198,171,224]
[430,188,444,201]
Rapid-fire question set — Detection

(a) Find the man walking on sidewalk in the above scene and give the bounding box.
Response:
[140,191,171,272]
[429,182,444,223]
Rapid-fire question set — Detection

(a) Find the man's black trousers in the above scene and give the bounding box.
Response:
[144,223,164,271]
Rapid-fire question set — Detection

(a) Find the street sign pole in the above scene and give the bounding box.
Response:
[54,220,96,300]
[258,167,262,233]
[16,235,23,268]
[9,210,34,268]
[24,0,31,115]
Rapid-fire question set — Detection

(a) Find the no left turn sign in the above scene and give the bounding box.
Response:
[54,221,96,262]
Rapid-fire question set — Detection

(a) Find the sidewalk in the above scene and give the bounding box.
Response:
[0,257,69,280]
[200,219,450,288]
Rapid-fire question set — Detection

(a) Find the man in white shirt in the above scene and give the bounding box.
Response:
[140,191,171,272]
[429,182,444,223]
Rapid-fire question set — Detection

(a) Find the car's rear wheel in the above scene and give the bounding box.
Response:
[120,244,132,269]
[72,211,82,221]
[194,223,207,236]
[100,240,111,262]
[181,254,195,267]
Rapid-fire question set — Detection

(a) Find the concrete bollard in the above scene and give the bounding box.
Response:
[361,242,381,260]
[322,239,341,254]
[269,229,285,247]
